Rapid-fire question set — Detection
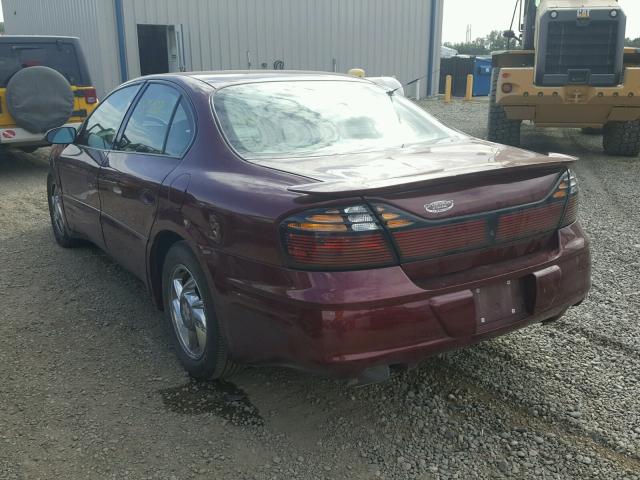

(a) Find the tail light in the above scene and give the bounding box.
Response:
[281,205,396,270]
[496,201,564,241]
[491,170,578,241]
[559,169,579,226]
[81,88,98,104]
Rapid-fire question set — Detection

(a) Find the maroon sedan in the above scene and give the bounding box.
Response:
[46,72,590,384]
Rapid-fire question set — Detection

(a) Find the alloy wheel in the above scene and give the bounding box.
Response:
[169,265,208,359]
[50,183,66,235]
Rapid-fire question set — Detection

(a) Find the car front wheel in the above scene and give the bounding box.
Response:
[162,241,239,379]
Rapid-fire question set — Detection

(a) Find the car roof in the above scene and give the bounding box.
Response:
[136,70,368,89]
[0,35,81,44]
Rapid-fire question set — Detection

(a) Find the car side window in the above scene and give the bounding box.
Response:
[117,84,181,155]
[164,99,195,157]
[76,85,140,150]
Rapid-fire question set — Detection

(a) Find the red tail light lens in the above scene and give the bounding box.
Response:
[496,202,564,241]
[559,170,579,226]
[376,203,493,261]
[394,219,487,259]
[281,205,396,270]
[83,88,98,104]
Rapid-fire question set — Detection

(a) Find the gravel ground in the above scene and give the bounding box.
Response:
[1,99,639,480]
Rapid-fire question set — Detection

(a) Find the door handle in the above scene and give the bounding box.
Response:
[141,190,155,205]
[100,177,122,194]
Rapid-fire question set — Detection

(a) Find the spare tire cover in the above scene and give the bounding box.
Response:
[6,66,74,134]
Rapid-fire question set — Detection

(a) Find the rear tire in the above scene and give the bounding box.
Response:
[47,173,79,248]
[162,241,240,380]
[487,68,521,147]
[603,120,640,157]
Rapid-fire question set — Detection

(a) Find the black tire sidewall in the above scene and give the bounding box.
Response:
[47,174,75,247]
[603,121,640,157]
[162,241,226,379]
[488,68,521,147]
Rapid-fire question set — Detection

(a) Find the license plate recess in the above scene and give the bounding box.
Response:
[474,279,528,328]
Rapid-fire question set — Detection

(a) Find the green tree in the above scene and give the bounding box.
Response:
[485,30,512,51]
[627,37,640,48]
[444,40,489,56]
[444,30,518,56]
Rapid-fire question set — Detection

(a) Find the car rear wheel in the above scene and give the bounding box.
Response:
[603,120,640,157]
[162,241,239,379]
[47,174,79,248]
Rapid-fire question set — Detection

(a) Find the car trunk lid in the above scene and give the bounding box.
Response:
[280,139,575,198]
[279,139,577,281]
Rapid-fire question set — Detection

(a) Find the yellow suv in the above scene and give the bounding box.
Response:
[0,36,98,152]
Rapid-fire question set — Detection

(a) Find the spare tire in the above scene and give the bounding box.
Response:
[6,66,74,134]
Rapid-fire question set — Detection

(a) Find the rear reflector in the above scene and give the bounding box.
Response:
[393,220,487,259]
[496,202,564,241]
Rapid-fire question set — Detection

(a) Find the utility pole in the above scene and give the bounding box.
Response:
[466,24,472,43]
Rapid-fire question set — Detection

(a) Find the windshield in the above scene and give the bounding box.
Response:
[212,80,460,160]
[0,42,85,87]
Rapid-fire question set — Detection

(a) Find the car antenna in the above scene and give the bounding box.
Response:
[387,73,431,97]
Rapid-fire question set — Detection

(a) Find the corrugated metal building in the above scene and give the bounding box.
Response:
[2,0,444,99]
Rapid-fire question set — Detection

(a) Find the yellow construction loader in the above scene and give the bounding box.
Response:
[489,0,640,156]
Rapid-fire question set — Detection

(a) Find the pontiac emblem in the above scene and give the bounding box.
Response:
[425,200,454,214]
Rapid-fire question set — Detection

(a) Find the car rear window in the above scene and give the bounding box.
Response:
[0,42,84,87]
[212,80,458,160]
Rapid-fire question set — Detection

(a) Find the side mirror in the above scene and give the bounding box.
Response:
[46,126,77,145]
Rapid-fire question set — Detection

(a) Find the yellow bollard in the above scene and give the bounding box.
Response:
[444,75,452,103]
[464,74,474,101]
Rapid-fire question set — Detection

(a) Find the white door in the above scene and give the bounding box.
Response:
[167,25,186,72]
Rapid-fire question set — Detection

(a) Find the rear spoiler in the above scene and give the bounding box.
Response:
[287,153,577,197]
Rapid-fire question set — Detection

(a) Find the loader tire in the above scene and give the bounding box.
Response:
[603,120,640,157]
[487,68,521,147]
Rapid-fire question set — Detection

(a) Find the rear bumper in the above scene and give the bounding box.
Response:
[0,123,81,147]
[211,223,591,378]
[497,67,640,127]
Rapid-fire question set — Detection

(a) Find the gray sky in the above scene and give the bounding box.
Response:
[443,0,640,43]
